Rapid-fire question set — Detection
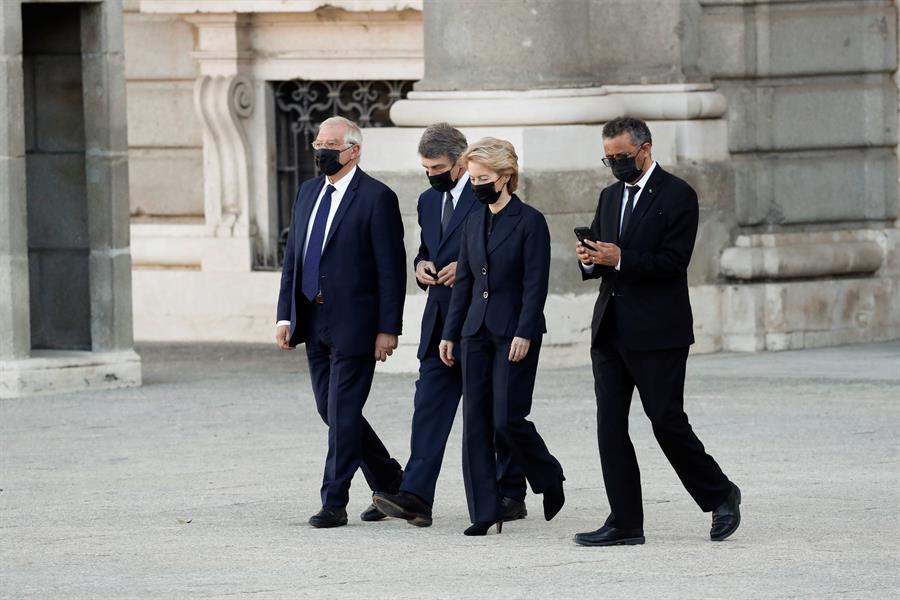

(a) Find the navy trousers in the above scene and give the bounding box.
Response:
[305,304,402,508]
[461,327,563,523]
[401,317,526,506]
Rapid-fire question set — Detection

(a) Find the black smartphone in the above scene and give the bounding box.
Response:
[574,226,592,243]
[425,267,438,279]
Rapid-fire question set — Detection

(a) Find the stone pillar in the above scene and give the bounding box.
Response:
[701,0,900,350]
[0,0,140,398]
[388,0,732,360]
[186,14,260,272]
[0,0,30,361]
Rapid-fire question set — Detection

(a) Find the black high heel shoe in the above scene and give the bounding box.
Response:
[463,520,503,536]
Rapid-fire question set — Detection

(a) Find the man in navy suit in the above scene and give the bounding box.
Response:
[573,117,740,546]
[374,124,527,526]
[275,116,406,529]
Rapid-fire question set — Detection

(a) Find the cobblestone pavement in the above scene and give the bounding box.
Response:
[2,342,898,599]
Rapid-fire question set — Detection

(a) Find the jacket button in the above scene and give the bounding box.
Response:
[482,291,489,299]
[481,267,487,275]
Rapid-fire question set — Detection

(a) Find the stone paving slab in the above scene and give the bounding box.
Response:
[2,342,898,599]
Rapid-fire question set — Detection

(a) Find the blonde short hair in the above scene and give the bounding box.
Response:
[462,137,519,193]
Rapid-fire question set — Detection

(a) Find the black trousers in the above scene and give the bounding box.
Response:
[401,316,526,506]
[461,327,564,523]
[591,300,732,529]
[305,304,402,508]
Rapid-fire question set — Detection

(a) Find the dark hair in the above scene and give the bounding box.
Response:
[602,116,652,147]
[418,123,469,164]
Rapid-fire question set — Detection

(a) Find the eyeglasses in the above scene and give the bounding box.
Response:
[601,144,647,167]
[311,141,354,151]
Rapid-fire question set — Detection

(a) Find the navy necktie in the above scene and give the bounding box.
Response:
[441,191,454,237]
[301,184,336,301]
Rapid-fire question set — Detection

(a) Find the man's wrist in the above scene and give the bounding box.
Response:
[276,320,290,328]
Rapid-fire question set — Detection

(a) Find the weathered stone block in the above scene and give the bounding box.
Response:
[1,55,25,156]
[21,3,80,55]
[0,156,27,254]
[86,152,132,250]
[128,148,204,216]
[700,0,897,78]
[89,251,134,351]
[0,0,23,57]
[28,248,92,350]
[125,81,202,147]
[732,148,898,226]
[26,153,90,249]
[589,0,702,84]
[31,54,86,152]
[123,13,197,80]
[721,76,897,153]
[0,254,30,359]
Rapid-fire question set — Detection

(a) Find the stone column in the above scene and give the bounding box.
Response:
[701,0,900,350]
[1,0,140,398]
[0,0,30,361]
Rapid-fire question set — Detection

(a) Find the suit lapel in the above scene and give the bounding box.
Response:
[294,176,327,259]
[607,182,624,244]
[322,167,363,252]
[620,166,664,245]
[487,195,524,255]
[423,188,442,256]
[438,181,476,251]
[470,204,488,266]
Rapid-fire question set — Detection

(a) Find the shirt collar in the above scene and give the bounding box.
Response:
[327,165,357,195]
[450,170,469,202]
[628,161,657,192]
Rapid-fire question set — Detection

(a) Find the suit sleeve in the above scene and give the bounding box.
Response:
[618,186,699,282]
[413,196,429,291]
[372,187,407,335]
[276,188,301,322]
[441,217,472,343]
[515,212,551,341]
[580,191,611,281]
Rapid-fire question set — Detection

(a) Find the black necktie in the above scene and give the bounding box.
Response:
[620,184,640,240]
[441,191,454,236]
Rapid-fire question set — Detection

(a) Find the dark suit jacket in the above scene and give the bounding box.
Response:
[443,195,550,343]
[413,182,479,359]
[276,168,406,356]
[582,165,697,351]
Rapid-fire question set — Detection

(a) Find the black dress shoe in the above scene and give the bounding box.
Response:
[373,491,433,527]
[710,483,741,541]
[501,497,527,521]
[542,481,565,521]
[360,501,387,522]
[464,520,502,536]
[308,506,348,529]
[574,525,645,547]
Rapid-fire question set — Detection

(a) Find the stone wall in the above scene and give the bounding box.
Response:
[123,0,202,218]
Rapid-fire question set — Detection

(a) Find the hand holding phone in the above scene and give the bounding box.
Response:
[574,226,592,244]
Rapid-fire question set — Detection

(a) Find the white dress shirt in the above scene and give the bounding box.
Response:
[277,166,357,328]
[582,161,658,273]
[446,170,468,209]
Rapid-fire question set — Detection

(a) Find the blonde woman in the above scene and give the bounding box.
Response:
[439,138,565,536]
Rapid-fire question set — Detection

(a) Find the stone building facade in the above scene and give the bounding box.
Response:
[121,0,898,370]
[1,0,141,397]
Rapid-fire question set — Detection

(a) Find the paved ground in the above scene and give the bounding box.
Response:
[2,341,898,599]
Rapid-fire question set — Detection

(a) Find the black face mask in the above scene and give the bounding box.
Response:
[472,181,502,205]
[609,152,644,184]
[427,168,457,192]
[315,148,345,176]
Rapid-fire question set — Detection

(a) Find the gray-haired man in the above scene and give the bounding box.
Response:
[374,123,527,526]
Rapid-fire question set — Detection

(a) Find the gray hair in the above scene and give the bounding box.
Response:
[418,123,468,164]
[602,116,652,147]
[319,116,363,147]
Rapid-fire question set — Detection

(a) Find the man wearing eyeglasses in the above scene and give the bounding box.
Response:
[275,116,406,529]
[573,116,741,547]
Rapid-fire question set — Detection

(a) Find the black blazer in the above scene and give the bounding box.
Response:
[277,168,406,356]
[413,182,479,359]
[582,165,697,351]
[443,195,550,343]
